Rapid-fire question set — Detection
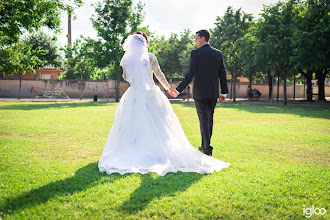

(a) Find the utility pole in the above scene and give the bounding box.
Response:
[68,9,72,46]
[67,8,72,66]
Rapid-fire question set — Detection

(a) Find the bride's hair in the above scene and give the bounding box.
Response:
[133,31,149,44]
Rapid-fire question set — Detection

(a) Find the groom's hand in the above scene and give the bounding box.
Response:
[168,88,179,98]
[172,89,179,98]
[219,95,226,103]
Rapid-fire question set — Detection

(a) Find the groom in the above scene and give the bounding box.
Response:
[169,29,228,156]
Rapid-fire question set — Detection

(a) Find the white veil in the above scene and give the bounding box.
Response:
[120,34,154,88]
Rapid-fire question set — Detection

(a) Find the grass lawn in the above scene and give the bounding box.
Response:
[0,101,329,219]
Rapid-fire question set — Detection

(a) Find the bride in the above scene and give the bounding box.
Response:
[98,31,229,176]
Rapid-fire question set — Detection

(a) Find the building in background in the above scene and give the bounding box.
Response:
[2,66,63,80]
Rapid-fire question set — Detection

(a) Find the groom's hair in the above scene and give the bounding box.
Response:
[196,29,210,42]
[133,31,149,44]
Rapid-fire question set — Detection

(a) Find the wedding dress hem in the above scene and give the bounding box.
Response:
[99,162,230,176]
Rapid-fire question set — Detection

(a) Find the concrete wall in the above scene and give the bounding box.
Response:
[170,82,330,99]
[229,83,330,99]
[0,79,329,99]
[0,79,129,98]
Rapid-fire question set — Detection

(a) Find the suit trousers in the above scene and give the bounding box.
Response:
[194,98,217,151]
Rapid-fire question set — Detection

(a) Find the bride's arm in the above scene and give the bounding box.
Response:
[149,54,171,90]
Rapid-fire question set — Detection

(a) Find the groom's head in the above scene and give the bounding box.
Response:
[195,29,210,47]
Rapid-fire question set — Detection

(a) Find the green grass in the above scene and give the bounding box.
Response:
[0,101,329,219]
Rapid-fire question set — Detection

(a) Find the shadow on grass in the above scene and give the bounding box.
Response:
[1,163,205,217]
[0,101,112,111]
[120,172,204,214]
[0,162,124,216]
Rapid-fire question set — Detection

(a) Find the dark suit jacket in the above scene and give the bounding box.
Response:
[176,44,228,99]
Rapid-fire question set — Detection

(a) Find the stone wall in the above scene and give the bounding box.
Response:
[0,79,329,99]
[169,82,329,99]
[0,79,129,98]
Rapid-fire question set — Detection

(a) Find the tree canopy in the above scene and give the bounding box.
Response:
[1,0,328,102]
[0,0,83,45]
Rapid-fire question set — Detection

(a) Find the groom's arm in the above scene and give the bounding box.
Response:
[218,52,229,95]
[176,50,197,93]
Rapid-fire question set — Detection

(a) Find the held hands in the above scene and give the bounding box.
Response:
[168,88,179,98]
[218,95,226,103]
[167,89,226,101]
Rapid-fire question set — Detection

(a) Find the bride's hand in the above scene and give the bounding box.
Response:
[168,88,179,98]
[168,88,173,97]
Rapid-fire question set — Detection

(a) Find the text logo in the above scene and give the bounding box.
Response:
[303,205,326,218]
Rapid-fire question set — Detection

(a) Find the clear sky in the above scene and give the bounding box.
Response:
[55,0,279,47]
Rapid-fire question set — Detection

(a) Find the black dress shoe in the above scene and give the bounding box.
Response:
[204,150,212,156]
[198,145,203,151]
[203,146,213,156]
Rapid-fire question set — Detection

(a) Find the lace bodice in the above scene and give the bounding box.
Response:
[122,53,170,90]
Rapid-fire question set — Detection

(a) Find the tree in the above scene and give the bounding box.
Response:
[61,36,98,99]
[0,0,83,45]
[211,7,253,102]
[61,41,81,80]
[179,38,196,76]
[0,43,42,99]
[239,21,280,100]
[151,30,194,79]
[74,58,96,100]
[22,31,60,78]
[0,0,82,86]
[291,0,330,101]
[237,31,258,87]
[91,0,144,102]
[256,0,296,105]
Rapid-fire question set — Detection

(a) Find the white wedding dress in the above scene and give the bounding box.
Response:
[98,34,229,176]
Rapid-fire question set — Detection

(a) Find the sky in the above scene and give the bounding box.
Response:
[55,0,279,47]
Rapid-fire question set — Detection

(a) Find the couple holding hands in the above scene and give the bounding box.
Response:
[98,29,229,176]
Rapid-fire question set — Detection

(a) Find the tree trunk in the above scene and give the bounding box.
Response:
[316,70,326,101]
[230,76,233,100]
[106,79,109,102]
[283,70,287,105]
[115,73,120,102]
[301,70,313,102]
[19,73,22,100]
[233,76,237,103]
[293,73,296,100]
[277,75,280,101]
[114,80,117,101]
[80,74,84,100]
[268,74,273,99]
[271,69,275,105]
[303,80,306,100]
[306,71,313,102]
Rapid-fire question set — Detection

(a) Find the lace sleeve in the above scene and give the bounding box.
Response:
[149,53,171,90]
